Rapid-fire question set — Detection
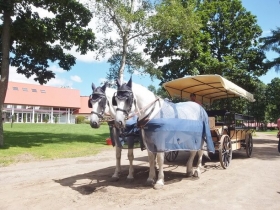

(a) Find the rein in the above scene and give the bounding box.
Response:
[127,97,161,127]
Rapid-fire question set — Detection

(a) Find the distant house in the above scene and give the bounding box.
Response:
[2,81,91,124]
[73,96,92,118]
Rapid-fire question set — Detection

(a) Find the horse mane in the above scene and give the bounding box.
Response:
[105,87,116,99]
[131,82,156,99]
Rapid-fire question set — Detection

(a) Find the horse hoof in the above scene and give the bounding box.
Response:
[186,172,193,177]
[145,180,154,186]
[193,171,200,178]
[153,183,164,190]
[127,178,134,183]
[110,177,119,182]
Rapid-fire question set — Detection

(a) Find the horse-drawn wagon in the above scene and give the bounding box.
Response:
[162,75,256,168]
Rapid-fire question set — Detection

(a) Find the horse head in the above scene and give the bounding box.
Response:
[114,77,162,129]
[113,77,136,128]
[88,82,110,128]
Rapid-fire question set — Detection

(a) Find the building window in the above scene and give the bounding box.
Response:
[32,89,37,92]
[41,90,46,93]
[13,87,18,90]
[22,88,28,91]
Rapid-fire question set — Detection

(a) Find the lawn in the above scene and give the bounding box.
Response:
[0,123,111,166]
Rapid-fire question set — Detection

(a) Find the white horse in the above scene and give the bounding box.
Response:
[113,77,215,189]
[88,82,138,182]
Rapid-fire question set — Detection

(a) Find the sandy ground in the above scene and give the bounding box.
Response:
[0,132,280,210]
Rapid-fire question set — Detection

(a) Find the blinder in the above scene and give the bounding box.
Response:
[88,98,92,108]
[112,93,117,106]
[114,90,134,116]
[88,88,107,118]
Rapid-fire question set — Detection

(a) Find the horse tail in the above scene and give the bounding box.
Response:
[203,150,211,160]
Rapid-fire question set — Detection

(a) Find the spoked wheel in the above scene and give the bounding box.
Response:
[219,135,232,169]
[245,133,253,157]
[164,151,179,162]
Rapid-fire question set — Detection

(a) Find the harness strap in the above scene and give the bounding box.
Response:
[137,98,160,127]
[91,111,104,119]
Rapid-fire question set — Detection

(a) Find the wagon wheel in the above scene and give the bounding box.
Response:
[245,133,253,157]
[165,151,179,162]
[219,135,232,169]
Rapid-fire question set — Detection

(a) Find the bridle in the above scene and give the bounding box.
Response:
[112,89,134,117]
[113,86,161,126]
[88,90,108,119]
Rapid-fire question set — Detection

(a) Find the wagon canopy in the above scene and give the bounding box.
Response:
[162,75,255,104]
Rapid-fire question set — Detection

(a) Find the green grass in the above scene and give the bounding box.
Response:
[0,123,111,166]
[256,130,278,135]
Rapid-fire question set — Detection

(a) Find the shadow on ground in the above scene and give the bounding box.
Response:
[54,163,189,195]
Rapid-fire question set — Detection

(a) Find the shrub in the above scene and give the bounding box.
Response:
[76,116,86,124]
[44,115,49,123]
[54,115,58,124]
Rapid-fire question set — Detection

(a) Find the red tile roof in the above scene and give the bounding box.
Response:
[5,81,81,108]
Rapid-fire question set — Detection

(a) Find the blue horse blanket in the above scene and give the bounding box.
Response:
[109,100,215,153]
[142,101,215,153]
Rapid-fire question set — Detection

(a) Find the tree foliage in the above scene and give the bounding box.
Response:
[87,0,200,83]
[0,0,97,146]
[87,0,158,83]
[265,78,280,121]
[261,27,280,72]
[145,0,267,93]
[0,0,97,84]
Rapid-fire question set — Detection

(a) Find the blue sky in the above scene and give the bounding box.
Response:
[9,0,280,96]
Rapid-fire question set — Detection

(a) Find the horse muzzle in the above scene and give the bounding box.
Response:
[114,120,125,129]
[90,121,100,128]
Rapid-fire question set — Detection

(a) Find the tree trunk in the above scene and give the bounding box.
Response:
[118,38,128,84]
[0,1,12,147]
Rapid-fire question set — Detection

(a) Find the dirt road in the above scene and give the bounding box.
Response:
[0,133,280,210]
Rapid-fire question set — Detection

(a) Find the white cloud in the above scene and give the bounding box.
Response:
[47,78,73,88]
[9,66,37,84]
[70,75,82,83]
[262,30,272,36]
[9,66,73,88]
[98,77,107,84]
[31,5,55,18]
[49,65,65,73]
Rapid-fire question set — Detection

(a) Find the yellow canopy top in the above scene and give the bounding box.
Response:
[162,75,255,104]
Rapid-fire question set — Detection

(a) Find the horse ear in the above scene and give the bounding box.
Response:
[92,83,96,92]
[101,82,107,92]
[127,77,132,88]
[116,79,121,88]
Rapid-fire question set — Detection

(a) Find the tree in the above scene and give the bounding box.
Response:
[250,81,267,125]
[147,84,156,94]
[265,78,280,122]
[87,0,155,83]
[87,0,200,83]
[261,27,280,72]
[0,0,97,146]
[145,0,268,93]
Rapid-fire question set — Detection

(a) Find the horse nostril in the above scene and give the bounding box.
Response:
[90,122,99,128]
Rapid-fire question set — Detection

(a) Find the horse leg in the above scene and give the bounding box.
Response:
[186,151,196,177]
[126,148,134,181]
[111,146,122,181]
[146,150,156,186]
[193,150,203,178]
[154,152,164,190]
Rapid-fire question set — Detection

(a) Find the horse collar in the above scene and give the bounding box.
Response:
[137,98,160,127]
